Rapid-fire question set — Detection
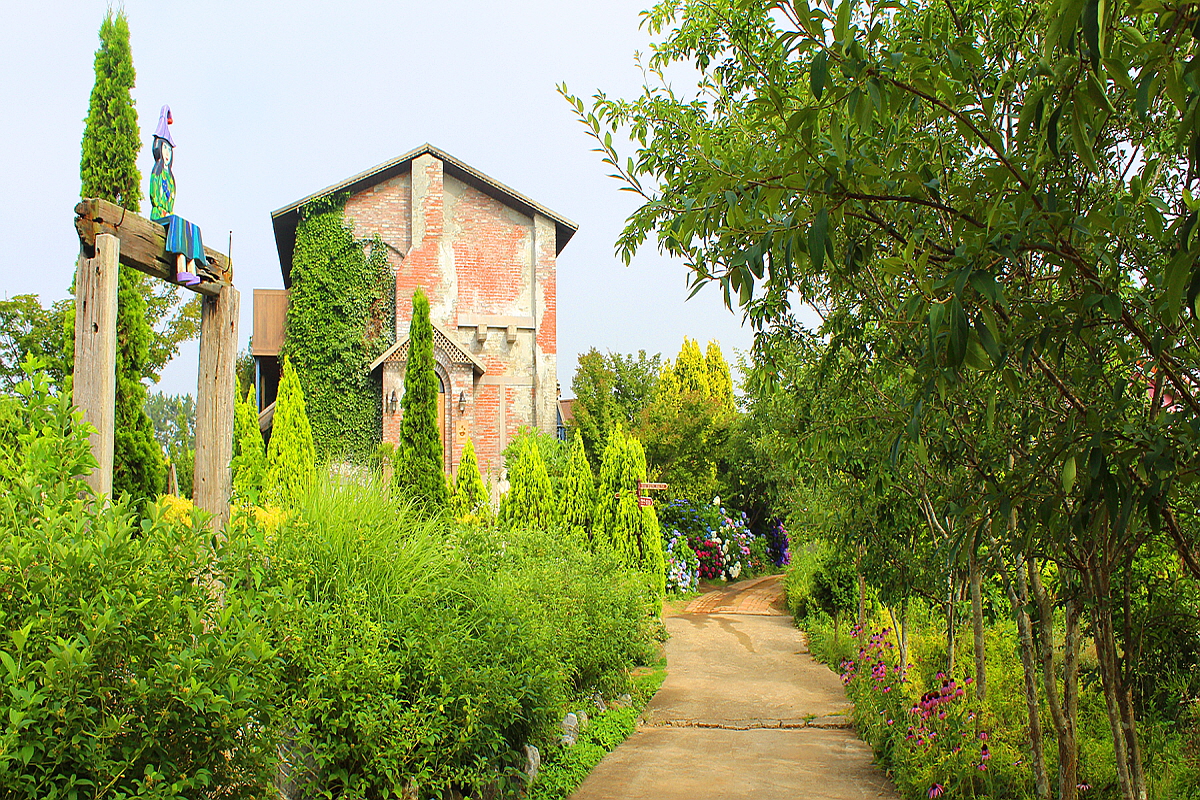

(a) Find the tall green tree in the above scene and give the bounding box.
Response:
[146,391,195,498]
[0,296,70,392]
[500,436,555,529]
[571,348,661,467]
[262,360,315,508]
[394,289,447,508]
[705,340,734,412]
[283,195,393,460]
[559,430,595,541]
[79,9,163,502]
[232,387,266,505]
[638,339,735,503]
[593,426,665,593]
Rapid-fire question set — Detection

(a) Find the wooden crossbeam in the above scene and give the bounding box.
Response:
[72,198,239,528]
[74,198,233,296]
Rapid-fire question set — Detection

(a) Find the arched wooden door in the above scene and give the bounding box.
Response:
[436,373,446,449]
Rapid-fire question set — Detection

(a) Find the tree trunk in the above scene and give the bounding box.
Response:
[888,603,909,681]
[946,566,957,676]
[969,549,987,704]
[1012,559,1051,800]
[1093,595,1135,800]
[1063,598,1081,800]
[857,569,867,633]
[1029,563,1077,800]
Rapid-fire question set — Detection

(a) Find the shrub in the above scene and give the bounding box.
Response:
[500,435,555,530]
[593,426,665,593]
[559,430,594,541]
[0,362,279,799]
[451,437,491,522]
[232,385,265,504]
[262,358,315,508]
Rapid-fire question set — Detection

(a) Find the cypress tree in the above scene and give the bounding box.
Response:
[559,430,595,541]
[232,387,266,504]
[394,289,447,508]
[262,360,315,508]
[592,426,665,592]
[451,437,490,521]
[500,436,554,529]
[79,10,163,501]
[705,340,735,412]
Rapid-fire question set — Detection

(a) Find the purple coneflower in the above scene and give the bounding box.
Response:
[928,784,945,798]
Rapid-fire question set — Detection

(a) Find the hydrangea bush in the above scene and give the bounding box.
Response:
[658,499,776,585]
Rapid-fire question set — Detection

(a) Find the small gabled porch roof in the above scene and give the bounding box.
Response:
[368,322,486,376]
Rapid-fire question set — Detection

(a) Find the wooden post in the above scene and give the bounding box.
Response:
[73,233,119,497]
[193,283,239,528]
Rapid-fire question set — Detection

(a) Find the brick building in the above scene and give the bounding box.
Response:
[253,144,577,487]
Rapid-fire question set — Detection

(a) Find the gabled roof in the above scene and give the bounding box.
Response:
[369,322,486,376]
[270,143,578,288]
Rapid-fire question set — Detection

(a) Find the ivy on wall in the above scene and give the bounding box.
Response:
[282,194,394,461]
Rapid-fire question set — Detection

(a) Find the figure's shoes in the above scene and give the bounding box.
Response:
[176,271,201,287]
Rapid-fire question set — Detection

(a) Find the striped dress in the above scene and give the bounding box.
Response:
[149,168,207,266]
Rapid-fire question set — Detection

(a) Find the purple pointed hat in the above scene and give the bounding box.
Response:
[154,105,174,146]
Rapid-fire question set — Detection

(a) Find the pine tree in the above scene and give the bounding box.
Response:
[232,387,266,504]
[451,437,490,521]
[262,360,315,508]
[559,430,595,540]
[394,289,447,508]
[673,338,711,397]
[705,341,735,412]
[500,436,555,529]
[79,10,164,502]
[592,426,665,592]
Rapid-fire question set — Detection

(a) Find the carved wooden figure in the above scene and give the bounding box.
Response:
[149,105,207,287]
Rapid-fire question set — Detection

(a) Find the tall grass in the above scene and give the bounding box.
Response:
[260,467,659,798]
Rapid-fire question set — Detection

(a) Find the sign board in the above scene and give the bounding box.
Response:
[638,497,653,508]
[638,482,669,492]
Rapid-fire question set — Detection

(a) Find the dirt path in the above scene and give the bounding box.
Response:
[569,576,899,799]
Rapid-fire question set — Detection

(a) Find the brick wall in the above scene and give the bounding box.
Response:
[341,152,559,492]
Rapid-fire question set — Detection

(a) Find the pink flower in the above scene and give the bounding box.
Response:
[928,784,945,798]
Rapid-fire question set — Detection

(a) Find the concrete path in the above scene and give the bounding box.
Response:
[569,576,899,800]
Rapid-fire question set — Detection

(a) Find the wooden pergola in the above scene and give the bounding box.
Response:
[74,198,239,527]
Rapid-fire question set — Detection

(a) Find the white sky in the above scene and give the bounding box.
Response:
[0,1,812,397]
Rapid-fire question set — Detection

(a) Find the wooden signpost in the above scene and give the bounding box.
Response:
[74,197,239,528]
[637,481,668,508]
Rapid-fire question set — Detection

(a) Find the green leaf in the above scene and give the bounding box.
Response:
[1070,104,1098,172]
[811,51,829,100]
[809,208,829,272]
[1047,104,1063,158]
[975,315,1002,364]
[835,0,852,43]
[1062,455,1077,494]
[1081,0,1102,68]
[10,623,32,653]
[948,298,969,367]
[1165,250,1192,322]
